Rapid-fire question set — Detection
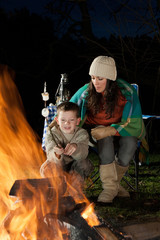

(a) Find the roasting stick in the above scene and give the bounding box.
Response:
[46,118,59,147]
[41,82,59,148]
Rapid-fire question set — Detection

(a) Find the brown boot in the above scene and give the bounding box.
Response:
[115,162,130,198]
[97,162,118,203]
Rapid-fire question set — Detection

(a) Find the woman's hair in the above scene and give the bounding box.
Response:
[86,79,122,118]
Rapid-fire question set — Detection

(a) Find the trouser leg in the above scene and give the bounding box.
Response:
[97,136,115,164]
[40,160,61,178]
[70,158,94,179]
[117,136,138,167]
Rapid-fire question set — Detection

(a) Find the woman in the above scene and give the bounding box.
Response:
[70,56,146,203]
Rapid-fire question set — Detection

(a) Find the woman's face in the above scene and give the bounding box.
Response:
[91,76,107,93]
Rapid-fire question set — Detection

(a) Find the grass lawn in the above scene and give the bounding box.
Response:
[85,152,160,228]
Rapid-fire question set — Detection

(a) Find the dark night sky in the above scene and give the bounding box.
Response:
[0,0,47,14]
[1,0,156,38]
[1,0,114,38]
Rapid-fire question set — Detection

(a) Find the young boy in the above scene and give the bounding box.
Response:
[40,101,93,179]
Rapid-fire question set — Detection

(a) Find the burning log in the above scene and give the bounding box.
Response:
[4,177,86,239]
[9,177,86,215]
[59,209,132,240]
[9,177,67,200]
[6,177,132,240]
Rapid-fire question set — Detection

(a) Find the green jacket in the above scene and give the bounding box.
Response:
[70,79,146,140]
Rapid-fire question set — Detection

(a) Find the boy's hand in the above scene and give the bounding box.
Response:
[54,144,64,155]
[64,143,77,156]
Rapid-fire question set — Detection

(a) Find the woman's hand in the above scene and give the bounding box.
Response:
[91,126,117,140]
[64,143,77,156]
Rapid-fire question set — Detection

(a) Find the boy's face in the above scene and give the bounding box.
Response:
[55,110,81,134]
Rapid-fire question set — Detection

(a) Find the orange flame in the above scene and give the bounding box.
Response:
[0,65,99,239]
[81,203,100,227]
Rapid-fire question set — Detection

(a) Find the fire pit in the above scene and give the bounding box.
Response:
[2,177,132,240]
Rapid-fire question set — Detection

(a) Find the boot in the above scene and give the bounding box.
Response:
[115,162,130,198]
[97,162,119,203]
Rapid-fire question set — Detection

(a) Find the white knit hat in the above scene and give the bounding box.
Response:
[89,56,117,81]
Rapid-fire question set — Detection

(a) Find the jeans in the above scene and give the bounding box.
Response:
[97,136,138,167]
